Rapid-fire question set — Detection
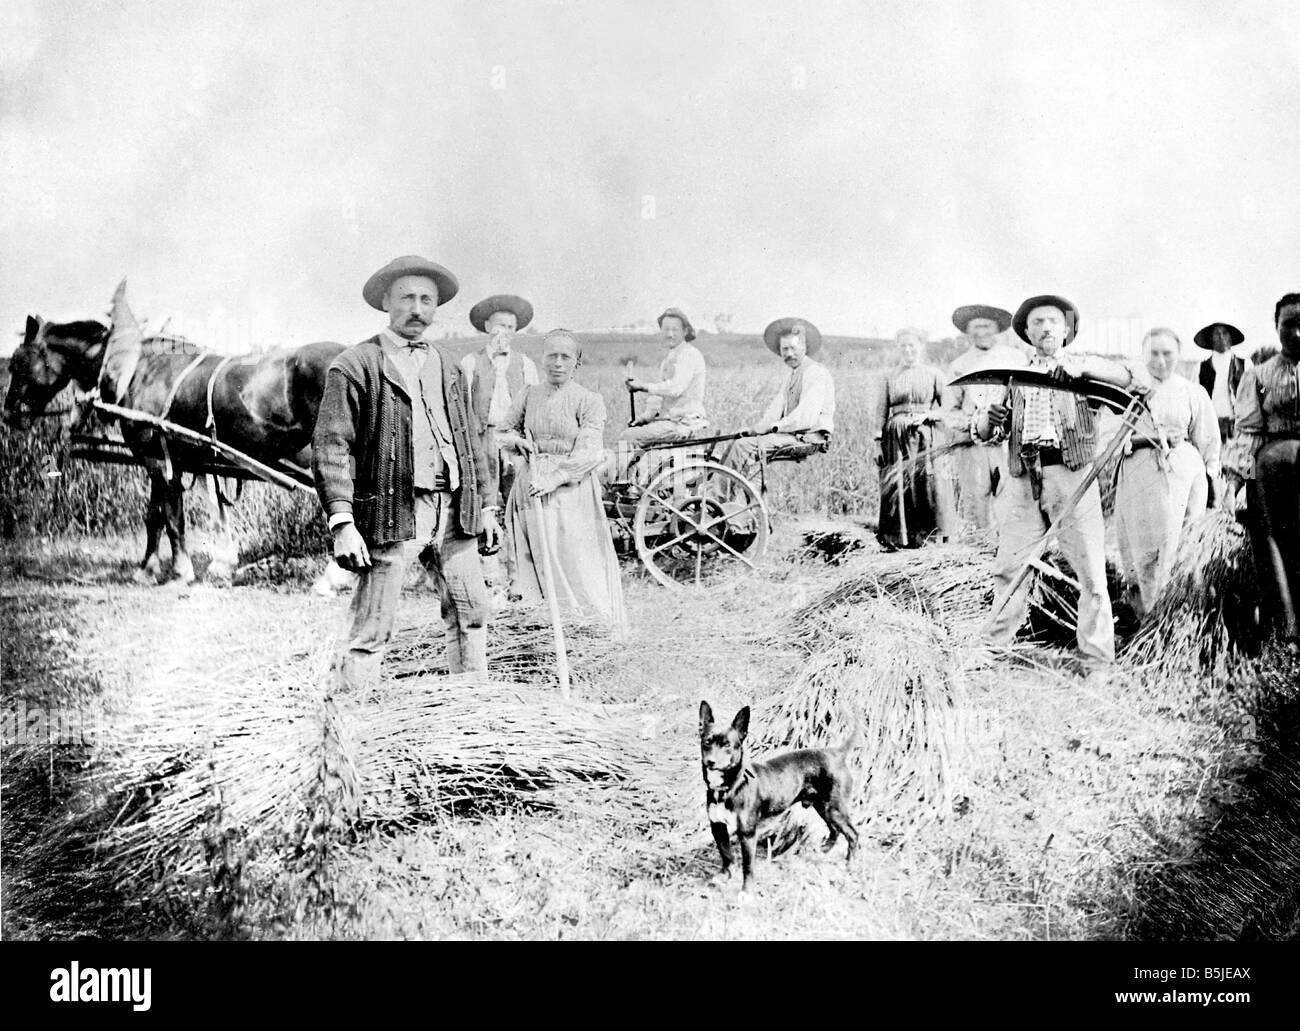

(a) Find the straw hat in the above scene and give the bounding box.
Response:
[1012,294,1079,344]
[1193,323,1245,350]
[763,317,823,356]
[362,255,459,311]
[469,294,534,333]
[656,307,696,342]
[952,304,1012,334]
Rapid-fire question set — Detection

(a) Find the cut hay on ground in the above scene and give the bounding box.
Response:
[761,596,973,837]
[790,539,994,631]
[44,661,674,892]
[1124,511,1259,676]
[384,610,629,691]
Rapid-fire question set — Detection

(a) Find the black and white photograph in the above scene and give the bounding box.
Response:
[2,0,1298,963]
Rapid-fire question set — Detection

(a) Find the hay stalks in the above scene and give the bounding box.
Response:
[790,539,994,632]
[384,610,628,689]
[762,598,972,835]
[1124,511,1259,678]
[45,655,676,900]
[354,678,671,829]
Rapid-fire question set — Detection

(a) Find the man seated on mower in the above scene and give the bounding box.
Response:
[609,307,709,484]
[722,316,834,483]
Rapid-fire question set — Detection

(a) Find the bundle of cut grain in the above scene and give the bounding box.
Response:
[1124,511,1260,676]
[763,598,972,834]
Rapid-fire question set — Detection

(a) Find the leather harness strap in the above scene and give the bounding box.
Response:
[153,352,237,485]
[205,355,236,440]
[160,353,209,421]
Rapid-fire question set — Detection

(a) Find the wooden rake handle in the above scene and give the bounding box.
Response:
[525,430,571,699]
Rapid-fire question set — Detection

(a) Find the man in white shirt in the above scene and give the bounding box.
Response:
[945,304,1026,529]
[1192,322,1250,442]
[726,317,834,480]
[459,294,539,597]
[622,307,708,445]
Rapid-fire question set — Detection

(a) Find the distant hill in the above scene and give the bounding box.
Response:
[439,331,962,369]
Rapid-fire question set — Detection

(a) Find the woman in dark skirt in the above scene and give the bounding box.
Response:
[875,328,957,549]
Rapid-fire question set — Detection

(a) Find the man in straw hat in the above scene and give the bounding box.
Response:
[1192,321,1251,442]
[723,317,835,479]
[972,294,1147,674]
[1224,292,1300,638]
[313,255,498,686]
[945,304,1026,530]
[621,307,708,445]
[459,294,539,601]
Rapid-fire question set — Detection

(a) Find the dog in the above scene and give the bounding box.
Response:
[699,700,859,893]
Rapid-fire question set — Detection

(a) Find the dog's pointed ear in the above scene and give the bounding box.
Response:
[698,700,714,738]
[24,315,42,345]
[731,706,750,739]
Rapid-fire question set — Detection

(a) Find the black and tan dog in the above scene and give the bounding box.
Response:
[699,701,859,892]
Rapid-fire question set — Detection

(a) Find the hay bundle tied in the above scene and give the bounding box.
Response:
[1124,510,1259,674]
[762,596,971,831]
[48,661,673,893]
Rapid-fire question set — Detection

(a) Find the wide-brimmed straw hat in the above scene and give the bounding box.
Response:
[656,307,696,342]
[362,255,459,311]
[763,316,823,356]
[952,304,1012,334]
[469,294,534,333]
[1013,294,1079,344]
[1193,322,1245,350]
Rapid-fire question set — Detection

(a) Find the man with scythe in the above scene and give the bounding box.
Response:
[966,294,1148,674]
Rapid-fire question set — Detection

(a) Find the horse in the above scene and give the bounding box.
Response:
[4,299,345,584]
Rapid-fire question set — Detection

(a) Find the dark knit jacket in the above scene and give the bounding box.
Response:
[312,336,488,546]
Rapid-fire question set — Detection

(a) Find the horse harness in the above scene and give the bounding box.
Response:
[156,352,241,503]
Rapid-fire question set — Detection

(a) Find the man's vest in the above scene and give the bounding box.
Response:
[1006,386,1097,475]
[1198,354,1245,402]
[470,349,527,428]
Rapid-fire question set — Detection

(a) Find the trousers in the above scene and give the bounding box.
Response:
[983,465,1115,667]
[1249,439,1300,636]
[339,491,489,687]
[955,442,1008,530]
[1113,443,1207,616]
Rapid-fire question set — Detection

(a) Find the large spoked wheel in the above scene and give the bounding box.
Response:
[632,459,769,590]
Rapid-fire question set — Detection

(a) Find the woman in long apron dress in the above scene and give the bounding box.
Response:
[497,330,628,636]
[875,329,957,549]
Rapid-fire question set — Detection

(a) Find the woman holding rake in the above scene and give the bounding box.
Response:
[497,330,628,637]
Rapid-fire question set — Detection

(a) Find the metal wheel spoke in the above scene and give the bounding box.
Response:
[648,515,705,557]
[632,459,769,589]
[699,498,763,532]
[688,521,759,568]
[654,481,761,565]
[649,493,703,526]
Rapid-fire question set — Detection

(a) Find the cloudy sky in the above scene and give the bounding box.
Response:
[2,0,1297,354]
